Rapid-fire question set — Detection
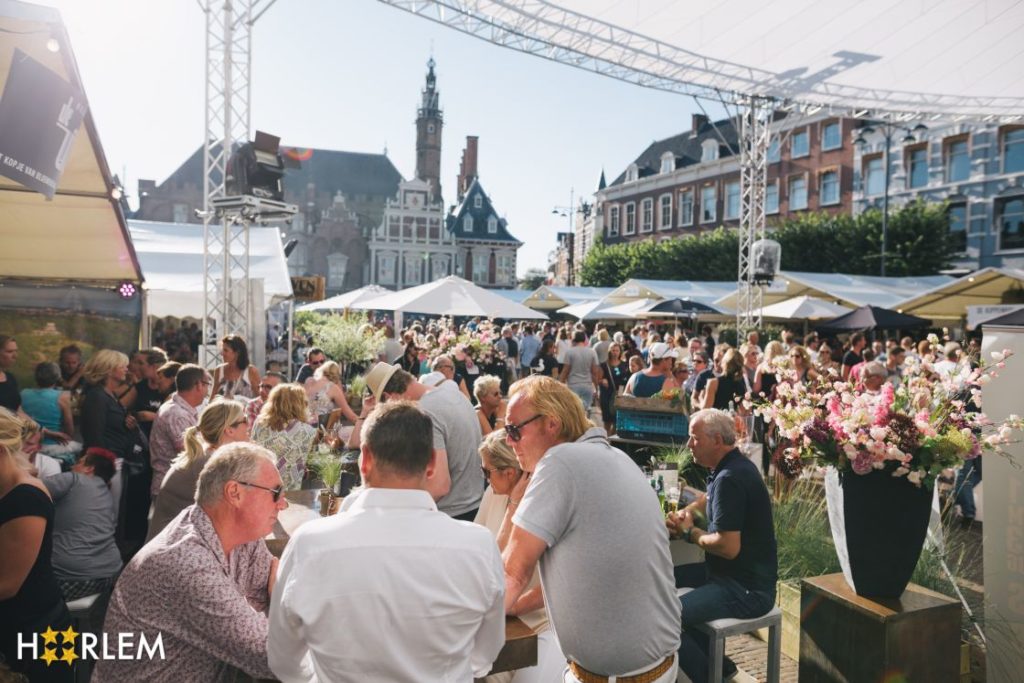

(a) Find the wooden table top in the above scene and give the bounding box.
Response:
[264,489,539,675]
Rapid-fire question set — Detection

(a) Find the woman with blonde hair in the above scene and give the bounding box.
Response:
[787,344,819,384]
[753,340,786,399]
[303,360,358,424]
[473,374,505,435]
[252,384,316,491]
[701,348,749,411]
[475,430,564,682]
[147,399,249,541]
[79,349,135,460]
[0,407,73,682]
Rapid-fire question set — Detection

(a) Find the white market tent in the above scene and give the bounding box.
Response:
[758,296,852,321]
[0,1,141,284]
[296,284,389,313]
[491,288,533,305]
[893,267,1024,323]
[603,279,738,311]
[558,299,631,321]
[522,286,616,311]
[352,276,548,320]
[128,220,292,319]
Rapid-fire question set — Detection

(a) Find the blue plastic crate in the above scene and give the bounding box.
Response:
[615,409,688,442]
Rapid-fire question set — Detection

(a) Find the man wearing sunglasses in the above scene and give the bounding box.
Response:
[293,347,327,384]
[502,376,680,682]
[95,443,287,682]
[269,402,505,681]
[361,362,484,521]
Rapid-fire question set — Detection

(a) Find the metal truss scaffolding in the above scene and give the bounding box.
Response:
[199,0,273,367]
[736,98,770,336]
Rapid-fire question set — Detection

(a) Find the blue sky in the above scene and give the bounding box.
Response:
[48,0,723,277]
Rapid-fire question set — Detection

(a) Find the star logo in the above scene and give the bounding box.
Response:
[60,625,79,646]
[40,626,59,646]
[40,645,59,666]
[59,644,78,665]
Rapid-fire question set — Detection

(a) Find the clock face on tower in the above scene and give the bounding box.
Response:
[427,123,436,134]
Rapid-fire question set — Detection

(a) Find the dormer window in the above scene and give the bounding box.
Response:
[660,152,675,174]
[625,163,638,182]
[474,195,483,208]
[488,216,497,233]
[701,139,719,162]
[463,215,473,232]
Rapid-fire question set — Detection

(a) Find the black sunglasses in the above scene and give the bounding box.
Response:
[481,465,507,479]
[237,480,284,502]
[505,414,543,442]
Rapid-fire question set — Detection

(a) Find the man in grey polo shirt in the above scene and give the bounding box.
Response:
[503,375,680,681]
[361,363,484,520]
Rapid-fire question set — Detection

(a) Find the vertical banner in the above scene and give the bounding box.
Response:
[0,48,88,199]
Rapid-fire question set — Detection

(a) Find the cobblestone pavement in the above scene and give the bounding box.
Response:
[676,633,797,683]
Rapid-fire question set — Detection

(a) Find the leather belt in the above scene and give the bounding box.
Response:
[568,654,675,683]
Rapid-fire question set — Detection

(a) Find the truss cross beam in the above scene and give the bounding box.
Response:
[736,98,771,337]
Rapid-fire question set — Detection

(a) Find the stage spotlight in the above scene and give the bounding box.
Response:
[117,281,137,299]
[225,130,287,201]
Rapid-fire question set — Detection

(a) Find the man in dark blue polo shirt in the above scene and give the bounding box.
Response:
[667,408,777,682]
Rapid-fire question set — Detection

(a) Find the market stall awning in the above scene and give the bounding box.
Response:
[759,296,852,321]
[0,0,141,283]
[604,279,737,309]
[894,268,1024,322]
[296,285,388,312]
[521,285,616,311]
[352,276,548,320]
[816,305,930,332]
[128,220,292,319]
[557,299,631,321]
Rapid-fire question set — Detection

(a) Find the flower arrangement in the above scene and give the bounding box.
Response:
[427,317,507,366]
[755,349,1022,489]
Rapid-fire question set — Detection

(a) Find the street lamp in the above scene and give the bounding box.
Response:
[854,121,928,276]
[552,187,577,285]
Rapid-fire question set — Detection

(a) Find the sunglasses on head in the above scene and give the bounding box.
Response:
[505,414,543,442]
[236,480,284,502]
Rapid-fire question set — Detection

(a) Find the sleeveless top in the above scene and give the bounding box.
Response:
[712,374,748,410]
[218,368,254,399]
[21,388,63,439]
[628,372,668,398]
[311,385,335,417]
[0,484,65,626]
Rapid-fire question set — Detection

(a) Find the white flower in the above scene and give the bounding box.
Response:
[991,351,1005,362]
[977,374,992,385]
[870,427,888,442]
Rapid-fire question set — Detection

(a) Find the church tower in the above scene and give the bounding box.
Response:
[415,58,443,202]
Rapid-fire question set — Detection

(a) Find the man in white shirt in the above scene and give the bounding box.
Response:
[268,401,505,683]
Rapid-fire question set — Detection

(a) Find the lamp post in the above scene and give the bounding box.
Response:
[552,187,576,285]
[855,121,927,276]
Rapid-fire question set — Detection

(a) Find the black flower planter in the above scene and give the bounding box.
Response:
[825,466,934,598]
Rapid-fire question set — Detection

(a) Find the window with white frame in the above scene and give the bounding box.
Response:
[660,152,674,174]
[789,176,808,210]
[701,139,719,162]
[946,139,970,182]
[463,215,473,232]
[641,198,654,232]
[864,156,884,196]
[791,129,809,158]
[472,252,489,283]
[1003,128,1024,173]
[907,147,929,189]
[998,196,1024,251]
[765,181,779,214]
[820,170,840,205]
[487,216,498,233]
[822,122,842,150]
[474,194,482,208]
[724,181,740,219]
[624,202,636,234]
[609,205,620,236]
[767,139,781,163]
[496,254,515,284]
[625,164,638,182]
[404,254,422,285]
[659,194,672,229]
[679,189,694,226]
[700,185,717,223]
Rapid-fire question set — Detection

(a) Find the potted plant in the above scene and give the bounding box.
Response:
[756,347,1021,597]
[309,450,344,516]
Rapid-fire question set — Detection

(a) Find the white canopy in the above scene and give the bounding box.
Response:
[352,276,548,320]
[604,279,738,310]
[557,299,631,321]
[386,1,1024,120]
[522,286,616,311]
[128,220,292,319]
[296,284,389,312]
[759,296,852,321]
[0,1,141,283]
[894,267,1024,322]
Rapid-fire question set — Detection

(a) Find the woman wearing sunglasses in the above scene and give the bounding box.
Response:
[474,431,565,682]
[147,399,249,541]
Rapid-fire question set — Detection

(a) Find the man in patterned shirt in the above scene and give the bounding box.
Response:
[148,364,209,496]
[93,442,287,682]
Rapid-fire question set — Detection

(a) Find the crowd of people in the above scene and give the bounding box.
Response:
[0,319,982,681]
